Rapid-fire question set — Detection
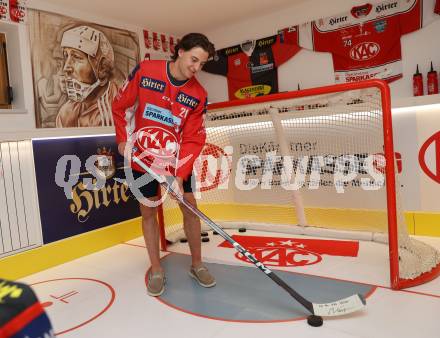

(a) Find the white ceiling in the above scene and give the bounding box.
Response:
[38,0,307,35]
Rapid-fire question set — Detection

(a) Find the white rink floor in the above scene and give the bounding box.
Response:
[20,230,440,338]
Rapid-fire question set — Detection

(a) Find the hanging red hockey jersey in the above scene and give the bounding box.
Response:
[299,0,439,83]
[203,27,300,100]
[435,0,440,13]
[112,60,207,179]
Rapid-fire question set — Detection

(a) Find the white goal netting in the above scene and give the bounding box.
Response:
[159,82,440,289]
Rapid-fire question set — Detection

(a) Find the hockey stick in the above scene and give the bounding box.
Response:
[132,156,366,317]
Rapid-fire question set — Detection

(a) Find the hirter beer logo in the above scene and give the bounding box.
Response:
[95,147,116,179]
[349,42,380,61]
[136,126,178,159]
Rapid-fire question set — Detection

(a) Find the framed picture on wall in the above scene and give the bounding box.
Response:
[0,33,12,109]
[28,9,140,128]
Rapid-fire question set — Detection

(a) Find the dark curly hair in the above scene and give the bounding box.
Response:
[171,33,215,61]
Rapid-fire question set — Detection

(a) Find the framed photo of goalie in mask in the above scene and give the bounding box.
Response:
[29,9,140,128]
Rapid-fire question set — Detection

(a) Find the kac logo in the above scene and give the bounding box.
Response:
[235,247,322,267]
[135,126,178,159]
[349,42,380,61]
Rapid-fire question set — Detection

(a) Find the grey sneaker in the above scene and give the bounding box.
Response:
[147,271,165,296]
[189,266,216,287]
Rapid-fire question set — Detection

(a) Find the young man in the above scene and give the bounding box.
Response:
[112,33,216,296]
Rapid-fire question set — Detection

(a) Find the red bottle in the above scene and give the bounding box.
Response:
[413,64,423,96]
[427,61,439,95]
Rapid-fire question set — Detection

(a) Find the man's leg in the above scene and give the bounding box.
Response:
[179,192,202,268]
[139,199,162,274]
[179,192,216,288]
[140,198,167,296]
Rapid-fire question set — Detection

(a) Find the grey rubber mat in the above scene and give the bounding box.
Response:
[155,253,374,321]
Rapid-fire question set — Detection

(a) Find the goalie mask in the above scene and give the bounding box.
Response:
[61,25,115,102]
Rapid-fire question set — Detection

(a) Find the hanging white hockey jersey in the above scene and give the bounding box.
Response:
[299,0,439,83]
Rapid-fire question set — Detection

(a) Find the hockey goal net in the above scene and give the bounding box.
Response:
[158,80,440,290]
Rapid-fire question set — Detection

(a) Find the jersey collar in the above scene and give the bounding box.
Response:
[167,61,189,87]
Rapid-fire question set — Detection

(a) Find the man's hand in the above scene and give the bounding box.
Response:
[118,142,129,157]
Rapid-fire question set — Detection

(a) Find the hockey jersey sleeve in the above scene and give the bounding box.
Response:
[111,63,141,144]
[175,96,207,180]
[202,49,228,76]
[297,22,315,51]
[399,0,439,35]
[274,26,301,66]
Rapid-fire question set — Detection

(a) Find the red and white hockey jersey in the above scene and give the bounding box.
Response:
[112,60,207,179]
[299,0,439,83]
[203,28,300,100]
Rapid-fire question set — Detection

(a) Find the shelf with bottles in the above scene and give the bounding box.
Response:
[393,62,440,109]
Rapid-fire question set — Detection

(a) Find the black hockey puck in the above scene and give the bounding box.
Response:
[238,227,246,233]
[201,237,210,243]
[180,238,188,243]
[201,231,208,237]
[307,315,323,327]
[213,231,219,235]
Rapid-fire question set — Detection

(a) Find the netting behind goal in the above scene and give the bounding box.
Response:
[158,80,440,290]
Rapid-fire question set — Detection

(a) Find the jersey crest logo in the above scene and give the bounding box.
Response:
[349,42,380,61]
[374,20,387,33]
[351,3,372,18]
[259,52,269,65]
[136,126,178,159]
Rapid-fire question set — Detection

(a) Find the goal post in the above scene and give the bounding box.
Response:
[157,79,440,290]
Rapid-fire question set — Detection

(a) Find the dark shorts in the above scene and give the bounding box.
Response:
[130,169,194,198]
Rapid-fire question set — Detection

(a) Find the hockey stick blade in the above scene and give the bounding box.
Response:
[132,156,367,317]
[312,294,366,317]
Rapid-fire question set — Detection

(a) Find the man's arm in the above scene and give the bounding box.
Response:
[175,96,208,180]
[112,63,141,150]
